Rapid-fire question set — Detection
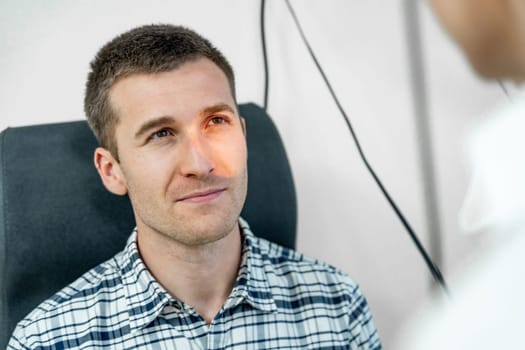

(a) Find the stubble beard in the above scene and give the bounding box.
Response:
[131,170,248,248]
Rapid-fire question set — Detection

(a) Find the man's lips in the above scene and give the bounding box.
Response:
[177,188,226,203]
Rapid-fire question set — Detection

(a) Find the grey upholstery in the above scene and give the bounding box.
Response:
[0,102,296,348]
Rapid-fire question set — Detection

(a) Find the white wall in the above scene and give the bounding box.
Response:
[0,0,512,347]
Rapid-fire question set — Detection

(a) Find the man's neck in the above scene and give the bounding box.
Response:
[136,224,242,324]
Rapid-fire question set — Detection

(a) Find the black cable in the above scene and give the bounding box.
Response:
[261,0,269,110]
[284,0,449,295]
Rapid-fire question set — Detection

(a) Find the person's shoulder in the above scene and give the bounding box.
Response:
[252,235,359,293]
[28,256,121,317]
[251,234,382,348]
[11,254,124,344]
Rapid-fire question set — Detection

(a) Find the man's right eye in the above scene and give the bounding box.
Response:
[149,129,173,141]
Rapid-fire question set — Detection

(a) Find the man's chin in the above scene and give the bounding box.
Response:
[163,214,240,246]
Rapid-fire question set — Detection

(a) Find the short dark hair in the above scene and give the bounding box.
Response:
[84,24,236,159]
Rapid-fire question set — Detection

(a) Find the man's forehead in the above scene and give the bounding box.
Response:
[110,57,227,91]
[109,60,235,115]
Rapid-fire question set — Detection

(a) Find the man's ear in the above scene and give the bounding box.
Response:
[94,147,128,195]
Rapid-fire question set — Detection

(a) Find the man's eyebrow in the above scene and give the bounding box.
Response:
[134,104,236,139]
[134,116,176,139]
[201,103,236,116]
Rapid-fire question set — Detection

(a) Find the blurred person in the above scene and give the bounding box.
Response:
[397,0,525,348]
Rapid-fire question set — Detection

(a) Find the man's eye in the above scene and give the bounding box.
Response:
[150,129,173,140]
[208,116,227,125]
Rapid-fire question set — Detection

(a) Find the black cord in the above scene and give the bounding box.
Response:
[284,0,449,295]
[261,0,269,110]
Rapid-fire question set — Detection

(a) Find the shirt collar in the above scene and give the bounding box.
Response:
[224,218,278,313]
[118,218,277,333]
[119,229,173,332]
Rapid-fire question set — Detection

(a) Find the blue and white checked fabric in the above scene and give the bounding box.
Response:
[9,219,381,349]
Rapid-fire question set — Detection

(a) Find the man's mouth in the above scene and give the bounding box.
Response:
[177,188,226,203]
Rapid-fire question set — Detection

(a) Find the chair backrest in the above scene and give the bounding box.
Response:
[0,102,296,348]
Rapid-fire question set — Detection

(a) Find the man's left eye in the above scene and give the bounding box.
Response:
[208,116,226,125]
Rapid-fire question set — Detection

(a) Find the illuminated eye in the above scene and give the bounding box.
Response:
[208,116,226,125]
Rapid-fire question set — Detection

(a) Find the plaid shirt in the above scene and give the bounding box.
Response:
[9,219,381,349]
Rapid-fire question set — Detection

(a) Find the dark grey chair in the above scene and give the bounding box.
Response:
[0,102,296,348]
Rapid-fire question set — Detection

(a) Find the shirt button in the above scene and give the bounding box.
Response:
[172,303,183,311]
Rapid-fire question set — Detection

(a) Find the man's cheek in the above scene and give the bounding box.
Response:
[209,144,246,178]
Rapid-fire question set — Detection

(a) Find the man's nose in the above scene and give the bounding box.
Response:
[178,133,215,178]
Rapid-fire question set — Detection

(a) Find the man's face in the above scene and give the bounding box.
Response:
[105,58,247,246]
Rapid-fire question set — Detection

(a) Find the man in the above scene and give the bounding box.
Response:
[397,1,525,348]
[8,24,381,349]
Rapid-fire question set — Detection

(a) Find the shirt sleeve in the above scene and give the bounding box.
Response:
[7,325,31,350]
[348,286,382,349]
